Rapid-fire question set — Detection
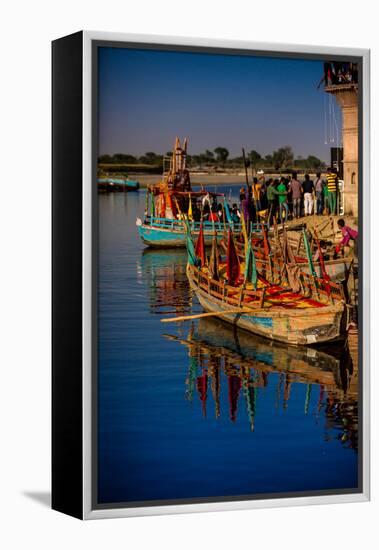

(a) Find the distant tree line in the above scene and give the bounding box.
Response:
[98,146,326,172]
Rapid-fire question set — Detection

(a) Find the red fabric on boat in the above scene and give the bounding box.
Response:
[195,223,206,267]
[226,229,240,285]
[316,236,330,281]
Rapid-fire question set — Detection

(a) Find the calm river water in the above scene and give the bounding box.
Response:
[98,189,359,506]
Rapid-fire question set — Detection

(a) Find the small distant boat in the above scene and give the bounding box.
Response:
[98,177,139,191]
[185,229,347,346]
[136,137,246,248]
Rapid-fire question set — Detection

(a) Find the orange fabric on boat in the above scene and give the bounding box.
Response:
[157,193,166,218]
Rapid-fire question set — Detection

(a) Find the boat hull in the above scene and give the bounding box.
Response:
[138,222,233,248]
[187,267,347,346]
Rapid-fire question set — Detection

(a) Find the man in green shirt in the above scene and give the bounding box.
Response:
[266,179,278,227]
[267,179,288,226]
[277,177,289,222]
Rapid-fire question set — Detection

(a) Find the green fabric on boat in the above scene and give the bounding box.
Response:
[185,222,198,266]
[244,240,258,289]
[302,228,317,278]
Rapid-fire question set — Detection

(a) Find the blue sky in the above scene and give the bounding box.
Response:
[98,47,342,162]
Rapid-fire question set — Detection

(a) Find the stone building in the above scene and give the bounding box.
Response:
[324,63,359,217]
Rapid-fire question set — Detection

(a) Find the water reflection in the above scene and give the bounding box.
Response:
[142,247,358,451]
[99,193,359,503]
[141,248,194,316]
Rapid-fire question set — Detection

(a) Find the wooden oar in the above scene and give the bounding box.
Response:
[161,307,254,323]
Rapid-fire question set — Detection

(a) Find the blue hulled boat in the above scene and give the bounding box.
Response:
[137,216,242,247]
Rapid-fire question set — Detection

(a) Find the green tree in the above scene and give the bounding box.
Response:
[248,150,262,174]
[205,149,215,163]
[264,154,273,165]
[306,155,324,170]
[139,152,163,165]
[145,152,158,164]
[272,146,294,170]
[214,147,229,166]
[98,154,113,163]
[112,153,138,164]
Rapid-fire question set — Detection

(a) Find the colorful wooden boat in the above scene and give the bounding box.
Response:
[186,230,347,346]
[136,137,243,248]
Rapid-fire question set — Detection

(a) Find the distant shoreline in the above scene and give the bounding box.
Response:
[131,172,326,188]
[133,174,247,188]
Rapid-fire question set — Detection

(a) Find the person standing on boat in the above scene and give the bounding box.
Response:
[217,203,224,221]
[288,172,303,219]
[240,186,251,227]
[302,174,314,216]
[326,168,338,215]
[209,205,219,222]
[315,172,324,215]
[231,204,240,224]
[247,185,257,224]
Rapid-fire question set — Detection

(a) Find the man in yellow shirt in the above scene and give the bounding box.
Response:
[326,168,338,215]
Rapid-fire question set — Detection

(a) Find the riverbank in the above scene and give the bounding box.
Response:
[130,172,328,188]
[131,173,248,187]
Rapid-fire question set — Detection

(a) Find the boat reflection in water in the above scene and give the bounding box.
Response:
[142,247,358,452]
[141,247,196,318]
[166,318,358,450]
